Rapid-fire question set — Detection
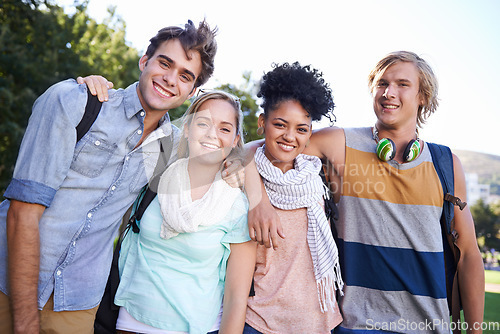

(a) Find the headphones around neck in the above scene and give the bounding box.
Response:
[372,127,421,162]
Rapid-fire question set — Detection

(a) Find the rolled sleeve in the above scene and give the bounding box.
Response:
[3,179,56,207]
[7,79,88,206]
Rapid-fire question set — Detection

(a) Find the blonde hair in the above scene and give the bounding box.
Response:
[177,90,245,159]
[368,51,439,128]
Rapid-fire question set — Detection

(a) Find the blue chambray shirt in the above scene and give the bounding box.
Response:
[0,79,180,311]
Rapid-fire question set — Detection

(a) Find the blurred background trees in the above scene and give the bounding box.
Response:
[0,0,261,194]
[0,0,140,192]
[473,199,500,249]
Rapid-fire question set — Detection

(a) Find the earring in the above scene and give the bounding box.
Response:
[257,127,264,136]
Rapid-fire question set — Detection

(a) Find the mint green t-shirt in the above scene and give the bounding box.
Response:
[114,193,250,334]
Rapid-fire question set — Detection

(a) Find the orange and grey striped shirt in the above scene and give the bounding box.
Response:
[335,127,450,334]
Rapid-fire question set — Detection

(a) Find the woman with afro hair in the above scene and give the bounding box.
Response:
[244,62,343,334]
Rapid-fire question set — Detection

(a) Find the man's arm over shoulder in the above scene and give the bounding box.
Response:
[4,79,89,207]
[306,126,346,202]
[7,200,46,333]
[306,126,346,169]
[452,153,485,333]
[243,140,284,249]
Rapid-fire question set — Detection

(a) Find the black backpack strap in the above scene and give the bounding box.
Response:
[148,135,175,193]
[319,162,339,239]
[76,89,103,142]
[94,120,175,334]
[128,132,175,233]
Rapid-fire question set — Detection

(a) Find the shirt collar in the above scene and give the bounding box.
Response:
[123,82,174,143]
[123,82,173,128]
[123,82,144,119]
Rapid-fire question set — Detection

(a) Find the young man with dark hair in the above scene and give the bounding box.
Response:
[0,20,218,333]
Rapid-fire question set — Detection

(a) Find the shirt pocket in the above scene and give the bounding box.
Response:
[71,134,117,178]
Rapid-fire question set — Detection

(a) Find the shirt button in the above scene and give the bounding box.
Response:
[94,140,101,146]
[72,241,76,246]
[137,130,143,135]
[111,186,116,191]
[57,270,62,276]
[140,111,145,117]
[87,213,92,218]
[125,156,130,161]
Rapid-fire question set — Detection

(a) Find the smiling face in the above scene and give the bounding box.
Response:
[259,100,312,173]
[372,61,423,131]
[137,38,202,116]
[184,99,240,166]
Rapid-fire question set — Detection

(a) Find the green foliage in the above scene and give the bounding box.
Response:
[484,292,500,333]
[0,0,140,194]
[216,72,261,144]
[485,270,500,285]
[472,199,500,249]
[492,202,500,216]
[168,101,190,122]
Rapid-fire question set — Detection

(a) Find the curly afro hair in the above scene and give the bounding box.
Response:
[258,62,335,122]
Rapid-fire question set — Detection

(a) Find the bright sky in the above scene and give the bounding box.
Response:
[58,0,500,156]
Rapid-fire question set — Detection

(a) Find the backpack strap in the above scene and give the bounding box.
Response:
[320,162,339,239]
[428,143,455,233]
[445,193,467,211]
[93,115,174,333]
[76,89,176,232]
[428,142,467,236]
[127,133,174,233]
[76,89,103,142]
[427,142,465,333]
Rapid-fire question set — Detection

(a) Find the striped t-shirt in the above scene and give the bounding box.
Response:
[335,127,450,334]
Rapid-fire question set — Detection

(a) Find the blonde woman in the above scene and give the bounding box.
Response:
[114,91,256,334]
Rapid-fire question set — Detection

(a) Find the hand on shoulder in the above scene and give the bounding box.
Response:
[76,75,114,102]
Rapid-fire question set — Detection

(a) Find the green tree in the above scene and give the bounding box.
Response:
[472,199,500,248]
[217,72,261,143]
[491,201,500,216]
[0,0,140,194]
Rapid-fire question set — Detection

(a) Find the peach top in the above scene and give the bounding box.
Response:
[246,207,342,334]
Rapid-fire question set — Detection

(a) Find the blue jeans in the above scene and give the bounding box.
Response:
[242,323,264,334]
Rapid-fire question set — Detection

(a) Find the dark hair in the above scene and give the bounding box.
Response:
[145,19,218,88]
[258,62,335,122]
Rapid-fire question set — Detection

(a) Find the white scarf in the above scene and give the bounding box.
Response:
[254,146,344,312]
[157,158,241,239]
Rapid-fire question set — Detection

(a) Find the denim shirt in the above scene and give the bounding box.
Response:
[0,79,180,311]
